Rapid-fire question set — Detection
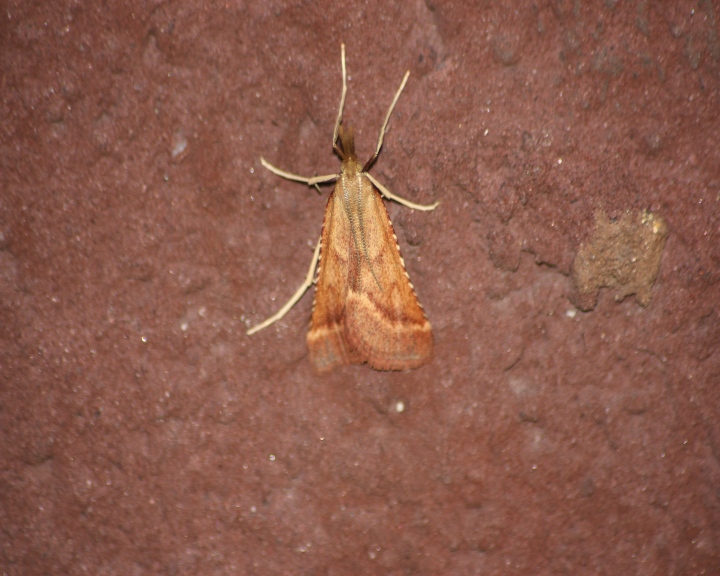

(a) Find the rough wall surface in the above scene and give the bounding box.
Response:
[1,1,719,574]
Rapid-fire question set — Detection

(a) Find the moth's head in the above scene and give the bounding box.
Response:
[337,123,357,162]
[337,123,364,176]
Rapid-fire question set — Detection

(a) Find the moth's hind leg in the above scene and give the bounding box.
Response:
[247,237,322,335]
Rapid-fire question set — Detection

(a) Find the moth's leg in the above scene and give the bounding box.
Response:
[307,173,339,187]
[365,172,440,212]
[247,238,322,335]
[260,157,338,187]
[332,43,349,156]
[363,70,410,172]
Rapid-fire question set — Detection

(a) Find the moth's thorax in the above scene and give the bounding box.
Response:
[339,159,369,210]
[337,154,366,204]
[340,157,363,179]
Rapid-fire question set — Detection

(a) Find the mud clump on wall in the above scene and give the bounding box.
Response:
[572,210,668,311]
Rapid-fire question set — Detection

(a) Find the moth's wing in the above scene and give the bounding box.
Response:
[307,189,360,373]
[344,178,433,370]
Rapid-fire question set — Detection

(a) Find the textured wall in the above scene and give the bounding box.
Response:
[1,1,718,574]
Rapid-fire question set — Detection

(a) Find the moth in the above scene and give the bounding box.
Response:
[247,44,438,373]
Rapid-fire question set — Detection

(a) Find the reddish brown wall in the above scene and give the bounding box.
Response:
[1,1,718,574]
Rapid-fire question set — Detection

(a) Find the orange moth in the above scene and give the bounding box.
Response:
[247,44,438,373]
